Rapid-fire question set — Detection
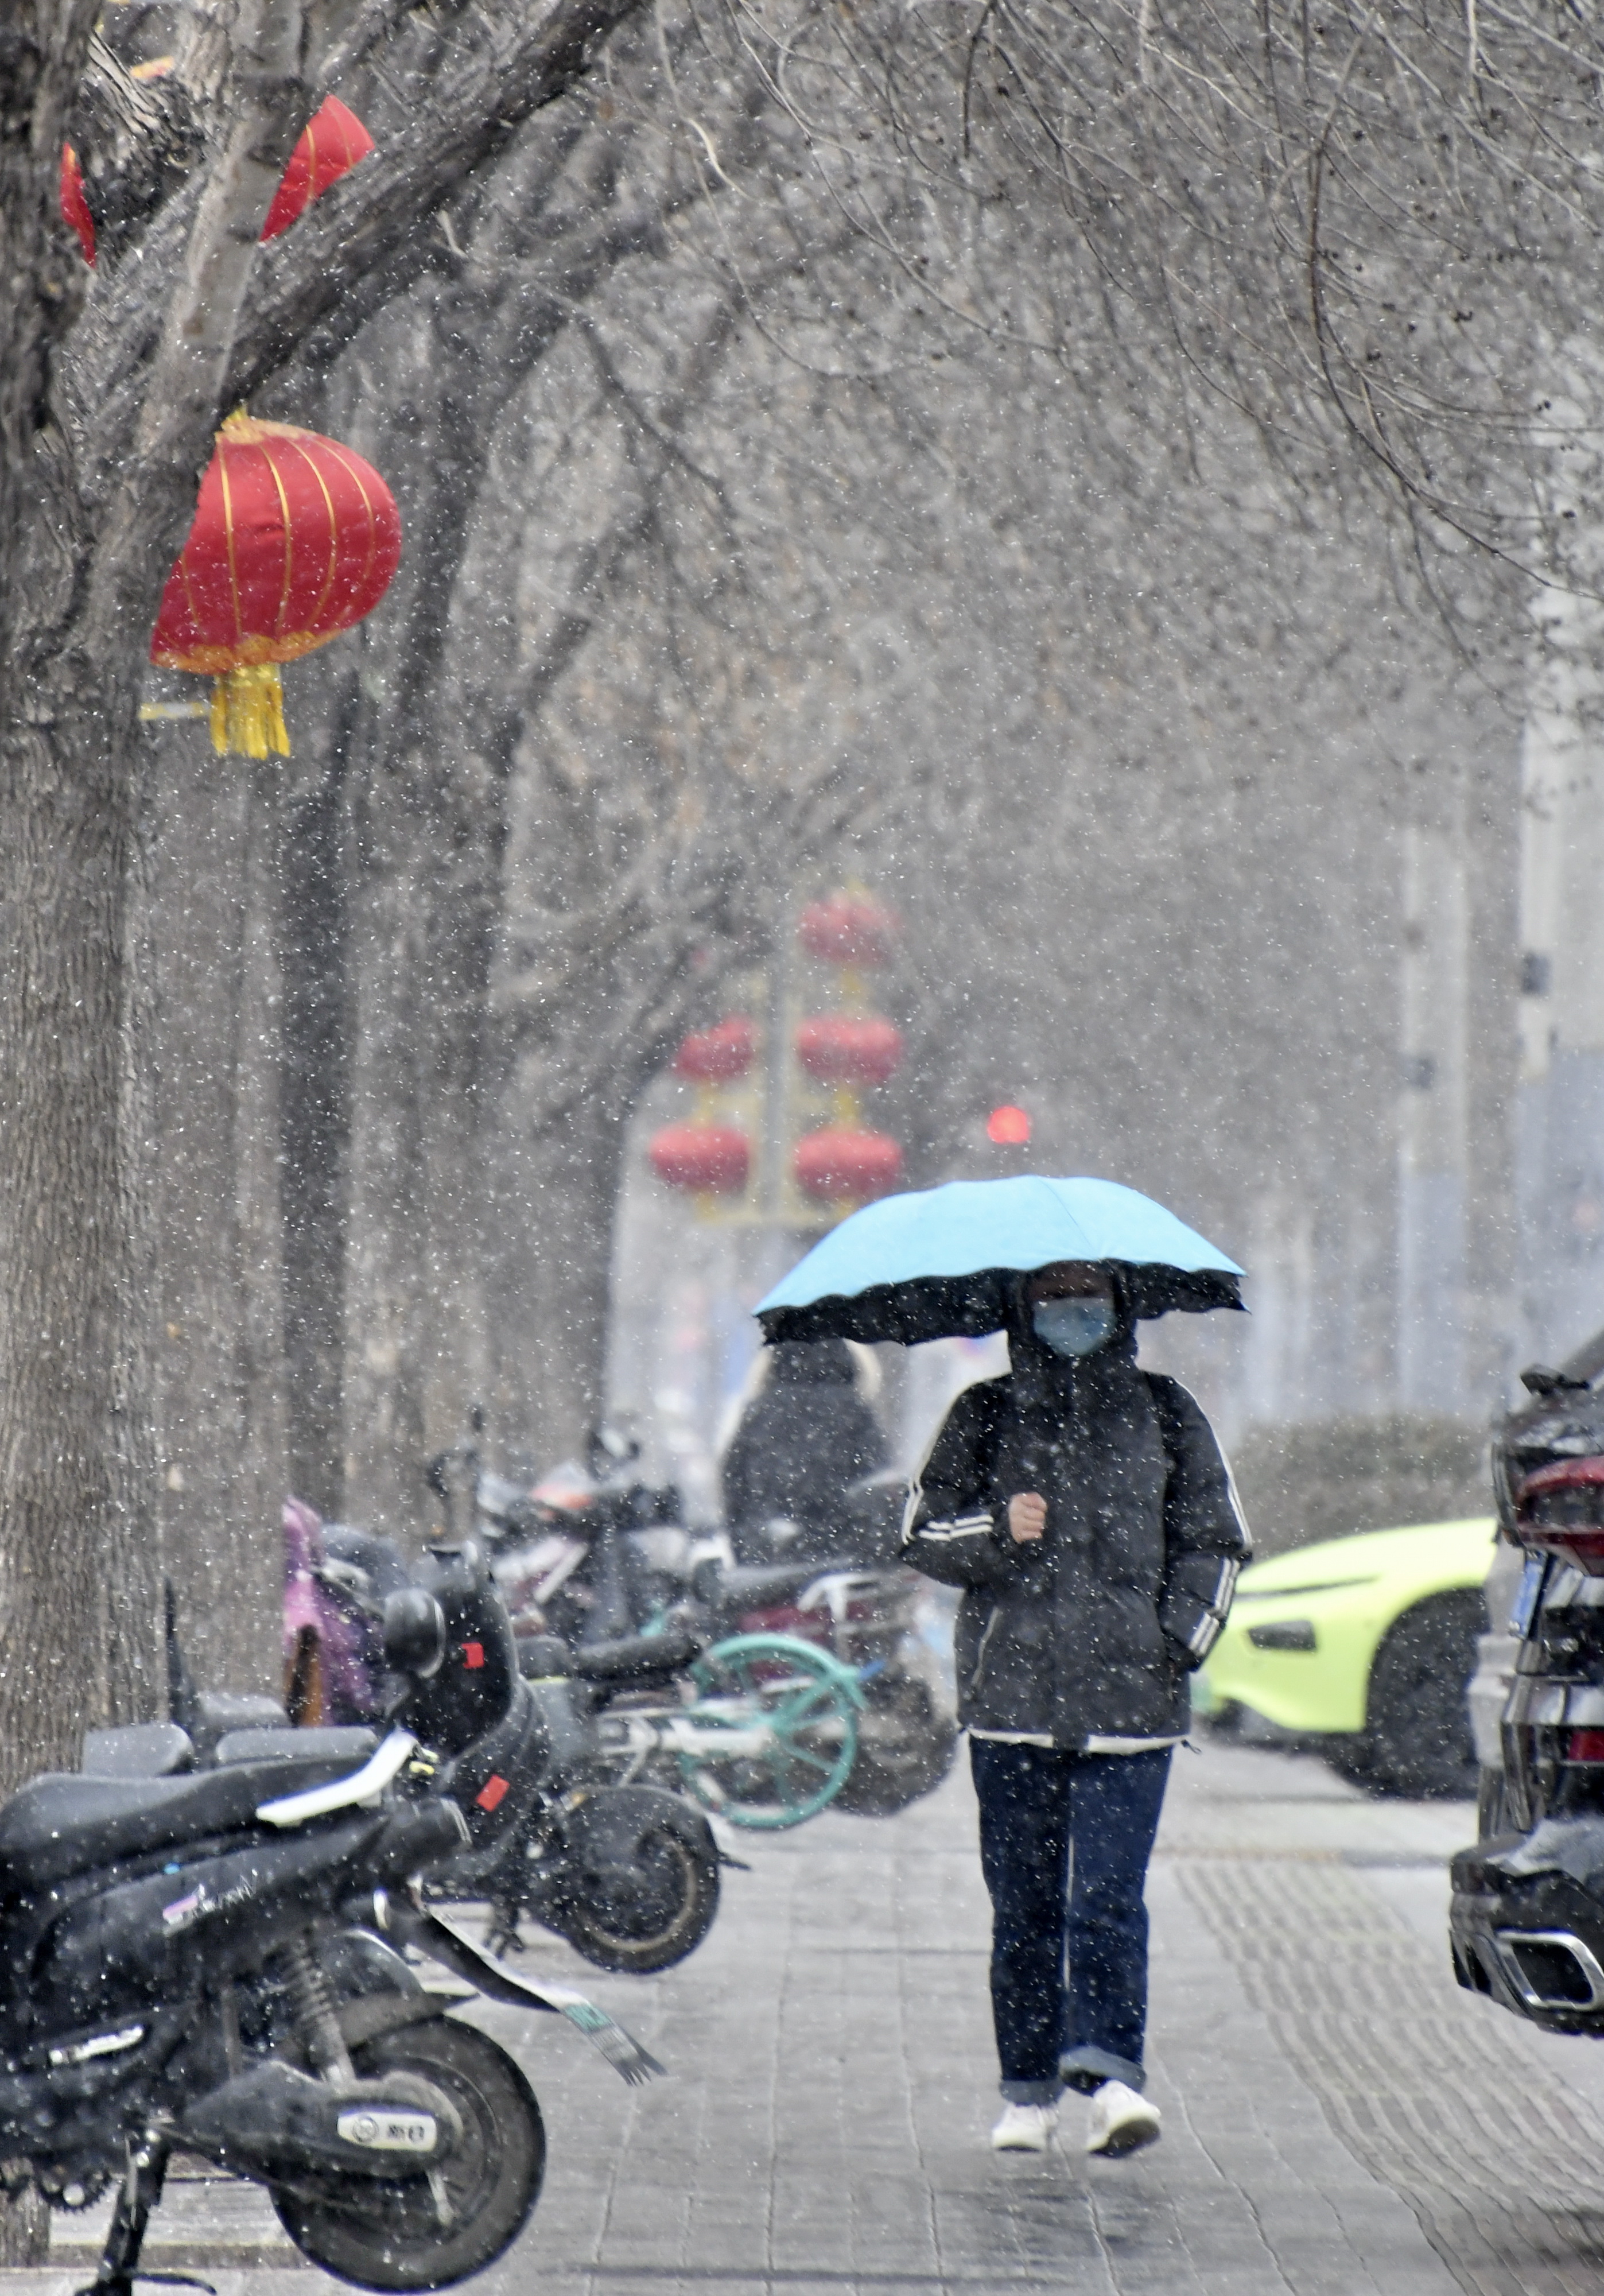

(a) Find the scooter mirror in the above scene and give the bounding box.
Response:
[382,1588,447,1679]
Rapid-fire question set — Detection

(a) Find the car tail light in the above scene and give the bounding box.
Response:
[1568,1729,1604,1763]
[1516,1457,1604,1573]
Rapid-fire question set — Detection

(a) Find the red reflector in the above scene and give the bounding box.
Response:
[1519,1528,1604,1576]
[475,1774,510,1811]
[1568,1730,1604,1763]
[462,1642,485,1669]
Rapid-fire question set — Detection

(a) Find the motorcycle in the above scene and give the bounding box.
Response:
[1448,1324,1604,2032]
[402,1543,723,1975]
[481,1450,953,1819]
[165,1515,725,1980]
[18,1573,661,2296]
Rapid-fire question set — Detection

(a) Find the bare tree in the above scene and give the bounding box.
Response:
[0,0,654,1815]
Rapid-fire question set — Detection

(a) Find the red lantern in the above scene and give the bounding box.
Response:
[793,1128,902,1203]
[61,92,372,266]
[649,1124,751,1196]
[673,1018,756,1083]
[987,1104,1032,1145]
[261,95,375,239]
[796,1017,903,1087]
[798,894,897,968]
[150,411,401,757]
[60,145,95,263]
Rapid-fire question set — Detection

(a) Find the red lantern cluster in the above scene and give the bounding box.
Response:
[648,1123,751,1197]
[794,1128,903,1204]
[674,1017,756,1083]
[795,1016,903,1087]
[651,1017,756,1197]
[798,893,897,968]
[791,890,902,1205]
[63,92,372,267]
[646,895,907,1215]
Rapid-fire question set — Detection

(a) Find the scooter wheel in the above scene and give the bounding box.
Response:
[832,1676,957,1816]
[557,1785,721,1973]
[271,2020,544,2291]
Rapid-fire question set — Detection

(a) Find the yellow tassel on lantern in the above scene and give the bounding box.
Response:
[209,662,290,758]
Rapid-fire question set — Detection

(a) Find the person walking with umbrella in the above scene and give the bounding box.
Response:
[755,1178,1250,2159]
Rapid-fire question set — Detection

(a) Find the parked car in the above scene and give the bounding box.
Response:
[1450,1323,1604,2031]
[1194,1515,1496,1795]
[1467,1320,1604,1842]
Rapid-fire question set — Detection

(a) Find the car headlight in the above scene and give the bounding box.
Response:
[1246,1619,1317,1651]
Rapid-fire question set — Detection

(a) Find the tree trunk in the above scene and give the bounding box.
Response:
[152,731,286,1694]
[491,1092,631,1467]
[0,654,161,1798]
[281,720,355,1519]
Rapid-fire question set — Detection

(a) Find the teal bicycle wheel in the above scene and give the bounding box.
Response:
[677,1633,862,1831]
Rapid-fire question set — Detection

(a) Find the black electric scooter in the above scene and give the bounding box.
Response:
[148,1537,723,1979]
[33,1570,660,2296]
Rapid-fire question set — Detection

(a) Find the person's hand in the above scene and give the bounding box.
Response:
[1008,1492,1047,1543]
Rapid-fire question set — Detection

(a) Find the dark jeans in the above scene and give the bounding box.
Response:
[970,1737,1172,2105]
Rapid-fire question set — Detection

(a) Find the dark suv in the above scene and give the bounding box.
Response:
[1450,1323,1604,2031]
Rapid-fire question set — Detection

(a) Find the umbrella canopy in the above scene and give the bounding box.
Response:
[755,1175,1244,1345]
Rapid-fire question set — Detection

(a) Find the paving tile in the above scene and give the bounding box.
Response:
[27,1741,1604,2293]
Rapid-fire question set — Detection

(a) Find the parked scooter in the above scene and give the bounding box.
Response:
[184,1512,724,1977]
[22,1578,659,2296]
[480,1449,954,1818]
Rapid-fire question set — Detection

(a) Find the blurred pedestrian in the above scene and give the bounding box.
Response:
[903,1262,1249,2156]
[722,1337,888,1563]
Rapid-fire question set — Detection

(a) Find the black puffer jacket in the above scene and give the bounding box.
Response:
[902,1300,1249,1746]
[723,1340,888,1553]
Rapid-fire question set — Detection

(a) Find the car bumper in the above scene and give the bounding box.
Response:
[1451,1826,1604,2034]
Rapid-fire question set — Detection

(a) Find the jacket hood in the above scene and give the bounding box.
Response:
[1004,1273,1139,1389]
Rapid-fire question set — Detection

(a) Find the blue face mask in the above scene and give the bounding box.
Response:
[1031,1297,1116,1359]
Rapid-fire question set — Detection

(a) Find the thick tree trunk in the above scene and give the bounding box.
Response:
[490,1093,630,1467]
[340,716,499,1539]
[0,656,161,1798]
[152,732,286,1694]
[281,726,355,1519]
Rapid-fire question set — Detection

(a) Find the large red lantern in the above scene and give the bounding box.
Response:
[149,411,401,757]
[796,1017,903,1087]
[793,1128,902,1204]
[63,93,372,266]
[673,1018,756,1083]
[798,893,897,968]
[649,1124,751,1196]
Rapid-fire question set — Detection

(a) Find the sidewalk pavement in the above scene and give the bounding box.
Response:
[13,1737,1604,2296]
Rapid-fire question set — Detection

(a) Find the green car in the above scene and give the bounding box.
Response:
[1194,1516,1497,1797]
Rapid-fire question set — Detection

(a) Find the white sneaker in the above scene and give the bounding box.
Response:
[990,2102,1057,2151]
[1085,2080,1161,2156]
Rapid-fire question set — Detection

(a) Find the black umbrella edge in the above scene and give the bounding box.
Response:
[755,1264,1245,1347]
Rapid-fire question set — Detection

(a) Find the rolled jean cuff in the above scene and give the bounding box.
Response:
[1059,2045,1143,2095]
[1000,2077,1062,2107]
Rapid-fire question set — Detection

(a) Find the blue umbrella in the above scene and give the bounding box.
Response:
[755,1175,1244,1345]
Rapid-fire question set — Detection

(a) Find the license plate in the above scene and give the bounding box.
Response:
[1510,1553,1547,1639]
[337,2109,438,2153]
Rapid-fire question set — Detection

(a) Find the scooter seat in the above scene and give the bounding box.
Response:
[714,1562,832,1610]
[569,1623,705,1682]
[213,1726,378,1768]
[0,1755,360,1893]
